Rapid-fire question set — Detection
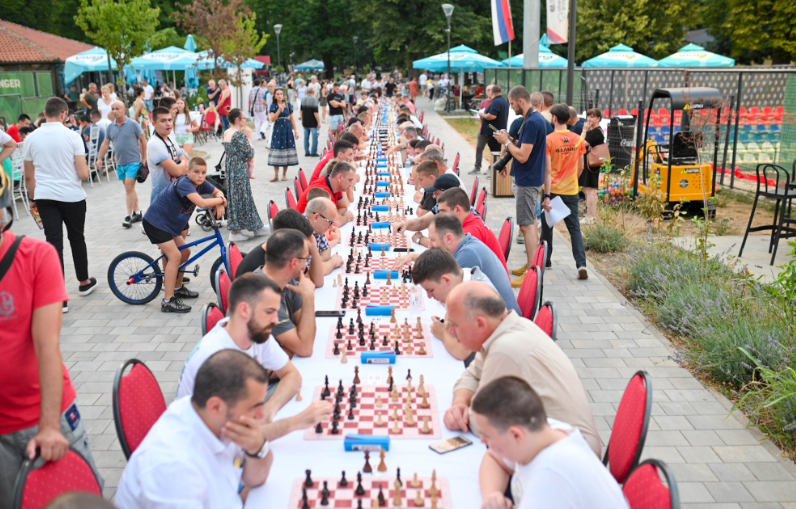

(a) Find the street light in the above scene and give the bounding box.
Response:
[274,24,283,72]
[353,36,359,83]
[442,4,454,100]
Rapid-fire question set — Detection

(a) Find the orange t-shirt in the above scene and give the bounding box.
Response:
[546,130,587,195]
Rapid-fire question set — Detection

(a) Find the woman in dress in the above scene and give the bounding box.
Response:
[97,85,114,121]
[171,98,199,157]
[580,108,606,224]
[224,108,268,241]
[286,76,296,104]
[318,81,328,123]
[267,88,299,182]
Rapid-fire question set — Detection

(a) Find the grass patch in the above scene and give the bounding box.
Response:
[583,218,628,253]
[442,117,480,149]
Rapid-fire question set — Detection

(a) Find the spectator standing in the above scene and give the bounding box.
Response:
[97,85,114,121]
[131,86,147,125]
[172,98,199,157]
[419,72,428,93]
[97,101,147,228]
[327,82,346,132]
[470,85,494,175]
[249,79,268,140]
[147,106,189,204]
[567,106,585,135]
[579,108,605,223]
[0,178,102,509]
[409,77,419,101]
[205,79,220,108]
[385,77,397,98]
[23,98,98,307]
[63,84,80,103]
[81,83,99,116]
[300,86,321,157]
[142,80,155,112]
[540,90,555,123]
[217,79,233,130]
[297,80,308,104]
[541,104,589,279]
[7,114,31,143]
[267,88,299,182]
[493,88,548,288]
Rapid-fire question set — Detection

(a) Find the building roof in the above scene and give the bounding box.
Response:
[254,56,271,66]
[0,19,93,64]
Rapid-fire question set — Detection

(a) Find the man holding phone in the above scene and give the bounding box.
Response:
[471,86,508,177]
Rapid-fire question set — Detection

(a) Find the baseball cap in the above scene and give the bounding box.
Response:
[424,173,460,194]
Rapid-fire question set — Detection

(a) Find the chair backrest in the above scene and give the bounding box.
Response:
[215,269,232,312]
[476,201,487,222]
[533,301,558,340]
[532,240,548,276]
[267,200,279,231]
[624,459,680,509]
[294,177,302,199]
[285,187,297,209]
[476,187,487,210]
[299,168,309,190]
[419,111,425,123]
[604,370,653,484]
[517,266,542,319]
[498,216,514,261]
[227,241,244,280]
[112,359,167,460]
[13,448,103,509]
[452,152,460,175]
[200,302,225,336]
[470,176,479,207]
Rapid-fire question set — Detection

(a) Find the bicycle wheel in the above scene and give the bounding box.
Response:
[210,255,223,292]
[108,251,163,304]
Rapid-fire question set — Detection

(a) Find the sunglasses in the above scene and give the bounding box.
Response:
[317,213,335,226]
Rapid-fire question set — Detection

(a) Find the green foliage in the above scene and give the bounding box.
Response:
[635,174,667,222]
[769,242,796,304]
[583,210,628,253]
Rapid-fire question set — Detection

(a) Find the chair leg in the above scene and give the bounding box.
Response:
[738,193,760,257]
[768,198,781,254]
[770,202,788,265]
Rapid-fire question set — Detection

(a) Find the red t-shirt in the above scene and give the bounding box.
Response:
[296,176,342,213]
[7,124,22,143]
[462,213,509,274]
[311,152,334,183]
[0,231,76,434]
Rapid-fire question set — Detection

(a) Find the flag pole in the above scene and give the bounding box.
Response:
[508,40,512,69]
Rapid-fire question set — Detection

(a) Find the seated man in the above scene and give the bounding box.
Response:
[443,281,601,456]
[412,249,497,362]
[305,197,344,275]
[472,377,628,509]
[415,164,460,216]
[306,187,341,247]
[117,350,276,508]
[419,146,465,189]
[386,125,418,155]
[297,161,355,226]
[310,139,354,183]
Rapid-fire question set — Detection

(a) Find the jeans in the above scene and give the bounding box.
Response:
[475,134,490,170]
[145,99,154,113]
[36,199,90,282]
[329,115,344,131]
[540,193,587,268]
[220,114,230,131]
[304,127,319,155]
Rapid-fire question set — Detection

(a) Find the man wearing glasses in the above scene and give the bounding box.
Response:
[305,197,344,276]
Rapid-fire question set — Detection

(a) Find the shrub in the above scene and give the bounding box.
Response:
[583,221,627,253]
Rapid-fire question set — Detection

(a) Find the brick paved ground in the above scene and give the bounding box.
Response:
[12,99,796,506]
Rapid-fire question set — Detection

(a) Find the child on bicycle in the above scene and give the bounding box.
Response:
[142,157,227,313]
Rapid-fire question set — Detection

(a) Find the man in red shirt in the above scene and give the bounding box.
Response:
[6,114,32,143]
[296,161,355,226]
[0,174,102,506]
[310,136,357,184]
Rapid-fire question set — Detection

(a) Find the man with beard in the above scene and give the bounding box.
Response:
[176,273,330,440]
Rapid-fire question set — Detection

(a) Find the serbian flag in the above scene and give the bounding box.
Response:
[491,0,515,46]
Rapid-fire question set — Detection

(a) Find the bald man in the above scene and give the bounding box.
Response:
[567,106,585,135]
[444,281,601,456]
[304,196,344,275]
[98,100,147,228]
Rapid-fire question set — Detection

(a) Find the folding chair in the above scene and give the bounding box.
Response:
[226,241,244,280]
[603,371,653,484]
[13,448,103,509]
[215,269,232,313]
[294,177,303,200]
[533,301,558,340]
[470,177,479,207]
[200,302,225,336]
[112,359,167,460]
[87,126,102,187]
[299,168,309,190]
[267,200,279,231]
[285,187,297,209]
[498,217,514,262]
[517,266,542,320]
[623,459,680,509]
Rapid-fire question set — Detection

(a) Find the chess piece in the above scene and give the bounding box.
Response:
[421,416,432,434]
[355,472,365,496]
[377,486,386,507]
[341,348,348,364]
[363,451,372,473]
[333,279,338,287]
[330,420,340,434]
[406,369,412,382]
[420,391,430,409]
[418,376,426,396]
[393,479,403,506]
[302,488,311,509]
[323,377,331,397]
[390,307,397,323]
[411,473,421,488]
[315,421,323,433]
[321,481,330,505]
[376,394,383,408]
[353,366,361,385]
[382,334,389,347]
[376,411,385,426]
[377,448,388,472]
[386,272,391,285]
[430,492,438,509]
[406,408,416,426]
[418,342,426,355]
[415,488,424,507]
[392,413,402,434]
[394,340,401,356]
[373,497,380,509]
[305,469,314,488]
[340,471,348,487]
[391,383,400,402]
[348,405,355,420]
[338,274,343,286]
[388,366,394,385]
[397,468,402,487]
[381,245,386,257]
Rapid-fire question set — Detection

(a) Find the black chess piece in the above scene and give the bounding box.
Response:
[355,473,365,496]
[378,486,386,506]
[333,401,341,416]
[322,377,331,397]
[406,369,412,381]
[365,273,371,285]
[305,469,314,488]
[333,342,340,355]
[330,420,339,434]
[315,422,323,433]
[357,308,363,323]
[388,379,393,393]
[358,330,366,347]
[357,500,363,509]
[347,339,353,351]
[395,340,401,355]
[336,326,343,340]
[369,337,376,350]
[396,467,402,486]
[338,379,345,394]
[362,286,368,298]
[340,471,348,487]
[382,334,389,347]
[302,488,310,509]
[320,484,329,506]
[348,405,355,420]
[348,319,355,335]
[322,481,330,498]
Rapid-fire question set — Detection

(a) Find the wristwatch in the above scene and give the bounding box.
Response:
[246,438,270,459]
[413,232,424,243]
[504,141,512,148]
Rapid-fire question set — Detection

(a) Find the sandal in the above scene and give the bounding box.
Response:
[281,176,288,181]
[270,177,279,182]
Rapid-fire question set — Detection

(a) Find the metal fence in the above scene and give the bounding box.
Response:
[485,67,796,189]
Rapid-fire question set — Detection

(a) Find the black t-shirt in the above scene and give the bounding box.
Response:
[327,93,344,115]
[420,191,436,212]
[236,244,266,278]
[480,95,510,136]
[385,83,397,97]
[585,127,605,147]
[568,118,585,136]
[300,97,320,129]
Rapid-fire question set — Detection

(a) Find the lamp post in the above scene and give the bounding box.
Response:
[274,24,283,73]
[442,4,454,87]
[353,36,359,83]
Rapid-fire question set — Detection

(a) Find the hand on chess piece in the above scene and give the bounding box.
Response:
[330,253,344,269]
[391,253,418,271]
[392,220,408,234]
[443,403,471,432]
[482,491,515,509]
[430,316,448,339]
[221,414,269,457]
[297,401,334,430]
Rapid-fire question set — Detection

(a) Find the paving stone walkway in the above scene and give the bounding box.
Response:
[12,99,796,506]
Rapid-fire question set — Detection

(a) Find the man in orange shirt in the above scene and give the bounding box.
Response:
[541,104,588,280]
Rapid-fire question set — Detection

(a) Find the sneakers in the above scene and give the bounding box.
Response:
[229,232,252,242]
[253,226,270,238]
[78,278,98,296]
[511,263,528,277]
[174,286,199,299]
[162,296,191,313]
[516,233,525,245]
[468,168,481,175]
[577,267,589,280]
[182,276,191,283]
[63,302,69,314]
[123,215,132,228]
[511,273,526,288]
[131,211,143,223]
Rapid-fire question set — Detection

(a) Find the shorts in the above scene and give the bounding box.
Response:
[579,166,600,188]
[142,218,182,245]
[116,162,141,180]
[175,133,195,146]
[516,185,543,226]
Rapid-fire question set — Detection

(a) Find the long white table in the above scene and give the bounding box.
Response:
[245,120,486,508]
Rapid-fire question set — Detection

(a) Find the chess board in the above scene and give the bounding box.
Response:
[326,320,432,359]
[344,232,409,249]
[356,212,408,226]
[342,255,410,275]
[289,474,453,509]
[361,185,405,198]
[335,283,424,311]
[304,382,442,440]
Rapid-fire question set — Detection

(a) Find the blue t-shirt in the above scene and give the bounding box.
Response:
[480,95,510,136]
[513,111,548,187]
[454,234,521,315]
[145,176,216,236]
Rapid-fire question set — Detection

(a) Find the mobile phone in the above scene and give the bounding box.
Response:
[489,124,499,132]
[315,310,345,317]
[392,247,414,252]
[429,436,473,454]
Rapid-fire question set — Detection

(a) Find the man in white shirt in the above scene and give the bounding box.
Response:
[142,80,154,113]
[115,349,275,509]
[472,377,628,509]
[419,72,428,92]
[0,129,17,165]
[147,106,189,204]
[177,274,332,439]
[360,76,372,94]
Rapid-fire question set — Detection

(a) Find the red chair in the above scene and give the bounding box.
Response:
[299,168,309,190]
[285,187,297,209]
[476,201,487,222]
[517,266,542,320]
[112,359,167,460]
[13,448,103,509]
[624,459,680,509]
[199,112,218,141]
[476,187,487,211]
[226,241,244,280]
[470,176,479,207]
[267,200,279,231]
[215,269,232,313]
[498,217,514,261]
[201,302,225,336]
[452,152,460,176]
[603,370,653,485]
[618,109,629,116]
[534,301,558,340]
[294,176,304,199]
[419,111,425,123]
[532,240,548,278]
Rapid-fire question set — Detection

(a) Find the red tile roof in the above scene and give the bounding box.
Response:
[0,19,94,64]
[254,56,271,65]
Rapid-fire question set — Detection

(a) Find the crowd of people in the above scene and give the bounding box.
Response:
[0,70,633,509]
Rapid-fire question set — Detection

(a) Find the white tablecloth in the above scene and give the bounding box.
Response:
[245,125,486,508]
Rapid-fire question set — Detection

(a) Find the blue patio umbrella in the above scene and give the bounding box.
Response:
[413,48,504,73]
[582,44,658,68]
[65,47,117,84]
[195,51,264,70]
[657,44,735,67]
[130,46,200,71]
[295,59,325,71]
[184,34,198,53]
[502,39,567,67]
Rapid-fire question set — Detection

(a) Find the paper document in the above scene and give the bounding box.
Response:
[543,196,571,227]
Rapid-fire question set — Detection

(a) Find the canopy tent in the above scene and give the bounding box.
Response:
[184,35,200,89]
[195,50,265,70]
[184,34,198,53]
[129,46,200,71]
[413,46,504,73]
[582,44,658,68]
[65,47,117,84]
[502,45,567,68]
[657,43,735,67]
[448,45,478,54]
[295,59,325,71]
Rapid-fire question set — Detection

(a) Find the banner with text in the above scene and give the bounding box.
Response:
[546,0,569,44]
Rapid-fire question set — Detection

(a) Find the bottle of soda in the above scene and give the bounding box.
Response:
[30,203,44,230]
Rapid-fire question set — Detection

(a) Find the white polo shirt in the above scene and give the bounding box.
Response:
[176,317,290,400]
[115,397,245,509]
[513,419,629,509]
[23,122,86,202]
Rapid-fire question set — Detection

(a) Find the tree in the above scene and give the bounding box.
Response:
[75,0,161,100]
[175,0,248,76]
[222,14,268,104]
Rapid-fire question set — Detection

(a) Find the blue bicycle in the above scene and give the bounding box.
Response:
[108,209,233,304]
